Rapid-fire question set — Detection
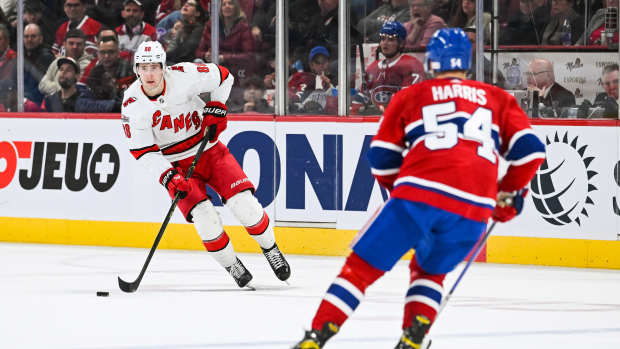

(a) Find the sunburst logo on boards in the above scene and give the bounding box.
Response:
[530,131,597,226]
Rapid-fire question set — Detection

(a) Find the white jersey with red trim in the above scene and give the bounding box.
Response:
[121,62,233,178]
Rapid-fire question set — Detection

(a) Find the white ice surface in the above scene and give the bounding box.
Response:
[1,242,619,349]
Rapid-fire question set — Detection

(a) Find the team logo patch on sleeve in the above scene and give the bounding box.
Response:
[123,97,137,107]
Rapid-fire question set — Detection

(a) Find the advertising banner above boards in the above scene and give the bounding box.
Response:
[1,114,619,242]
[357,44,616,105]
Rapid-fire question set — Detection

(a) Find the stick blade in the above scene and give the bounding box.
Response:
[118,276,138,293]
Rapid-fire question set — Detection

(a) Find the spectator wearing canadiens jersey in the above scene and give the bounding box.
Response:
[121,41,290,288]
[363,21,425,113]
[116,0,158,55]
[292,28,546,349]
[288,45,338,113]
[53,0,102,57]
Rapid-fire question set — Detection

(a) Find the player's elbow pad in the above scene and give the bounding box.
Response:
[504,133,546,165]
[367,144,403,172]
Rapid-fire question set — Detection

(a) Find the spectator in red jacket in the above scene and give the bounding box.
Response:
[53,0,102,56]
[195,0,255,84]
[116,0,158,54]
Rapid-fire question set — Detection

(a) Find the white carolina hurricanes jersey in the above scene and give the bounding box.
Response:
[121,62,234,178]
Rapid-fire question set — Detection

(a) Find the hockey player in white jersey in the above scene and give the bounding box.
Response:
[121,41,290,287]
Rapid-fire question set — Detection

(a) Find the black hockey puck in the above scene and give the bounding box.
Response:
[96,291,110,297]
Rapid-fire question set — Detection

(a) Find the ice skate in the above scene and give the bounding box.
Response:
[292,322,339,349]
[225,257,253,288]
[262,243,291,281]
[394,315,431,349]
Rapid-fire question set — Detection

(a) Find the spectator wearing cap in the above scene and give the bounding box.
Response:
[0,23,15,84]
[42,57,85,112]
[165,0,205,64]
[39,29,94,96]
[116,0,158,54]
[356,0,411,43]
[24,23,55,105]
[40,56,117,113]
[288,45,338,113]
[404,0,447,48]
[53,0,102,56]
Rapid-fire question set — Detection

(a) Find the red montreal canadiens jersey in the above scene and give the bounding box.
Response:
[365,54,424,108]
[288,72,334,102]
[121,62,233,178]
[53,16,102,55]
[368,78,546,222]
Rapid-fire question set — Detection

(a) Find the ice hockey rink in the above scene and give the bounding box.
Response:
[2,242,619,349]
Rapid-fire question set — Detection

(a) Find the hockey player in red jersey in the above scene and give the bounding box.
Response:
[292,28,545,349]
[121,41,290,288]
[364,21,425,112]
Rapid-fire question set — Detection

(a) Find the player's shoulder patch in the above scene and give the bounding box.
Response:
[121,82,143,113]
[170,64,186,73]
[122,96,137,108]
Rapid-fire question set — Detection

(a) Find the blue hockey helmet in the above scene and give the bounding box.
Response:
[425,28,472,74]
[379,21,407,41]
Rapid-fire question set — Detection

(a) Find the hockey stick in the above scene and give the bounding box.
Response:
[421,220,497,349]
[118,125,216,293]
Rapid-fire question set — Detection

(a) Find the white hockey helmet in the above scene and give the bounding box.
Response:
[133,41,166,74]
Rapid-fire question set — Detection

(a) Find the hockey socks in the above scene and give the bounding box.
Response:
[227,190,276,249]
[403,258,446,329]
[202,232,236,267]
[244,211,274,248]
[192,201,239,269]
[311,253,384,331]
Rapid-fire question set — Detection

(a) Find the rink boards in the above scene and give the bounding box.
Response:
[1,113,620,269]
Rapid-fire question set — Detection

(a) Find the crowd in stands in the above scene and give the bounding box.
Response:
[0,0,617,117]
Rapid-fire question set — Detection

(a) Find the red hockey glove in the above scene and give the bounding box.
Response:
[160,168,191,199]
[202,101,228,141]
[492,189,528,222]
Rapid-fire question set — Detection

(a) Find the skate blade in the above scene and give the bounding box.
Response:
[244,283,257,291]
[421,338,432,349]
